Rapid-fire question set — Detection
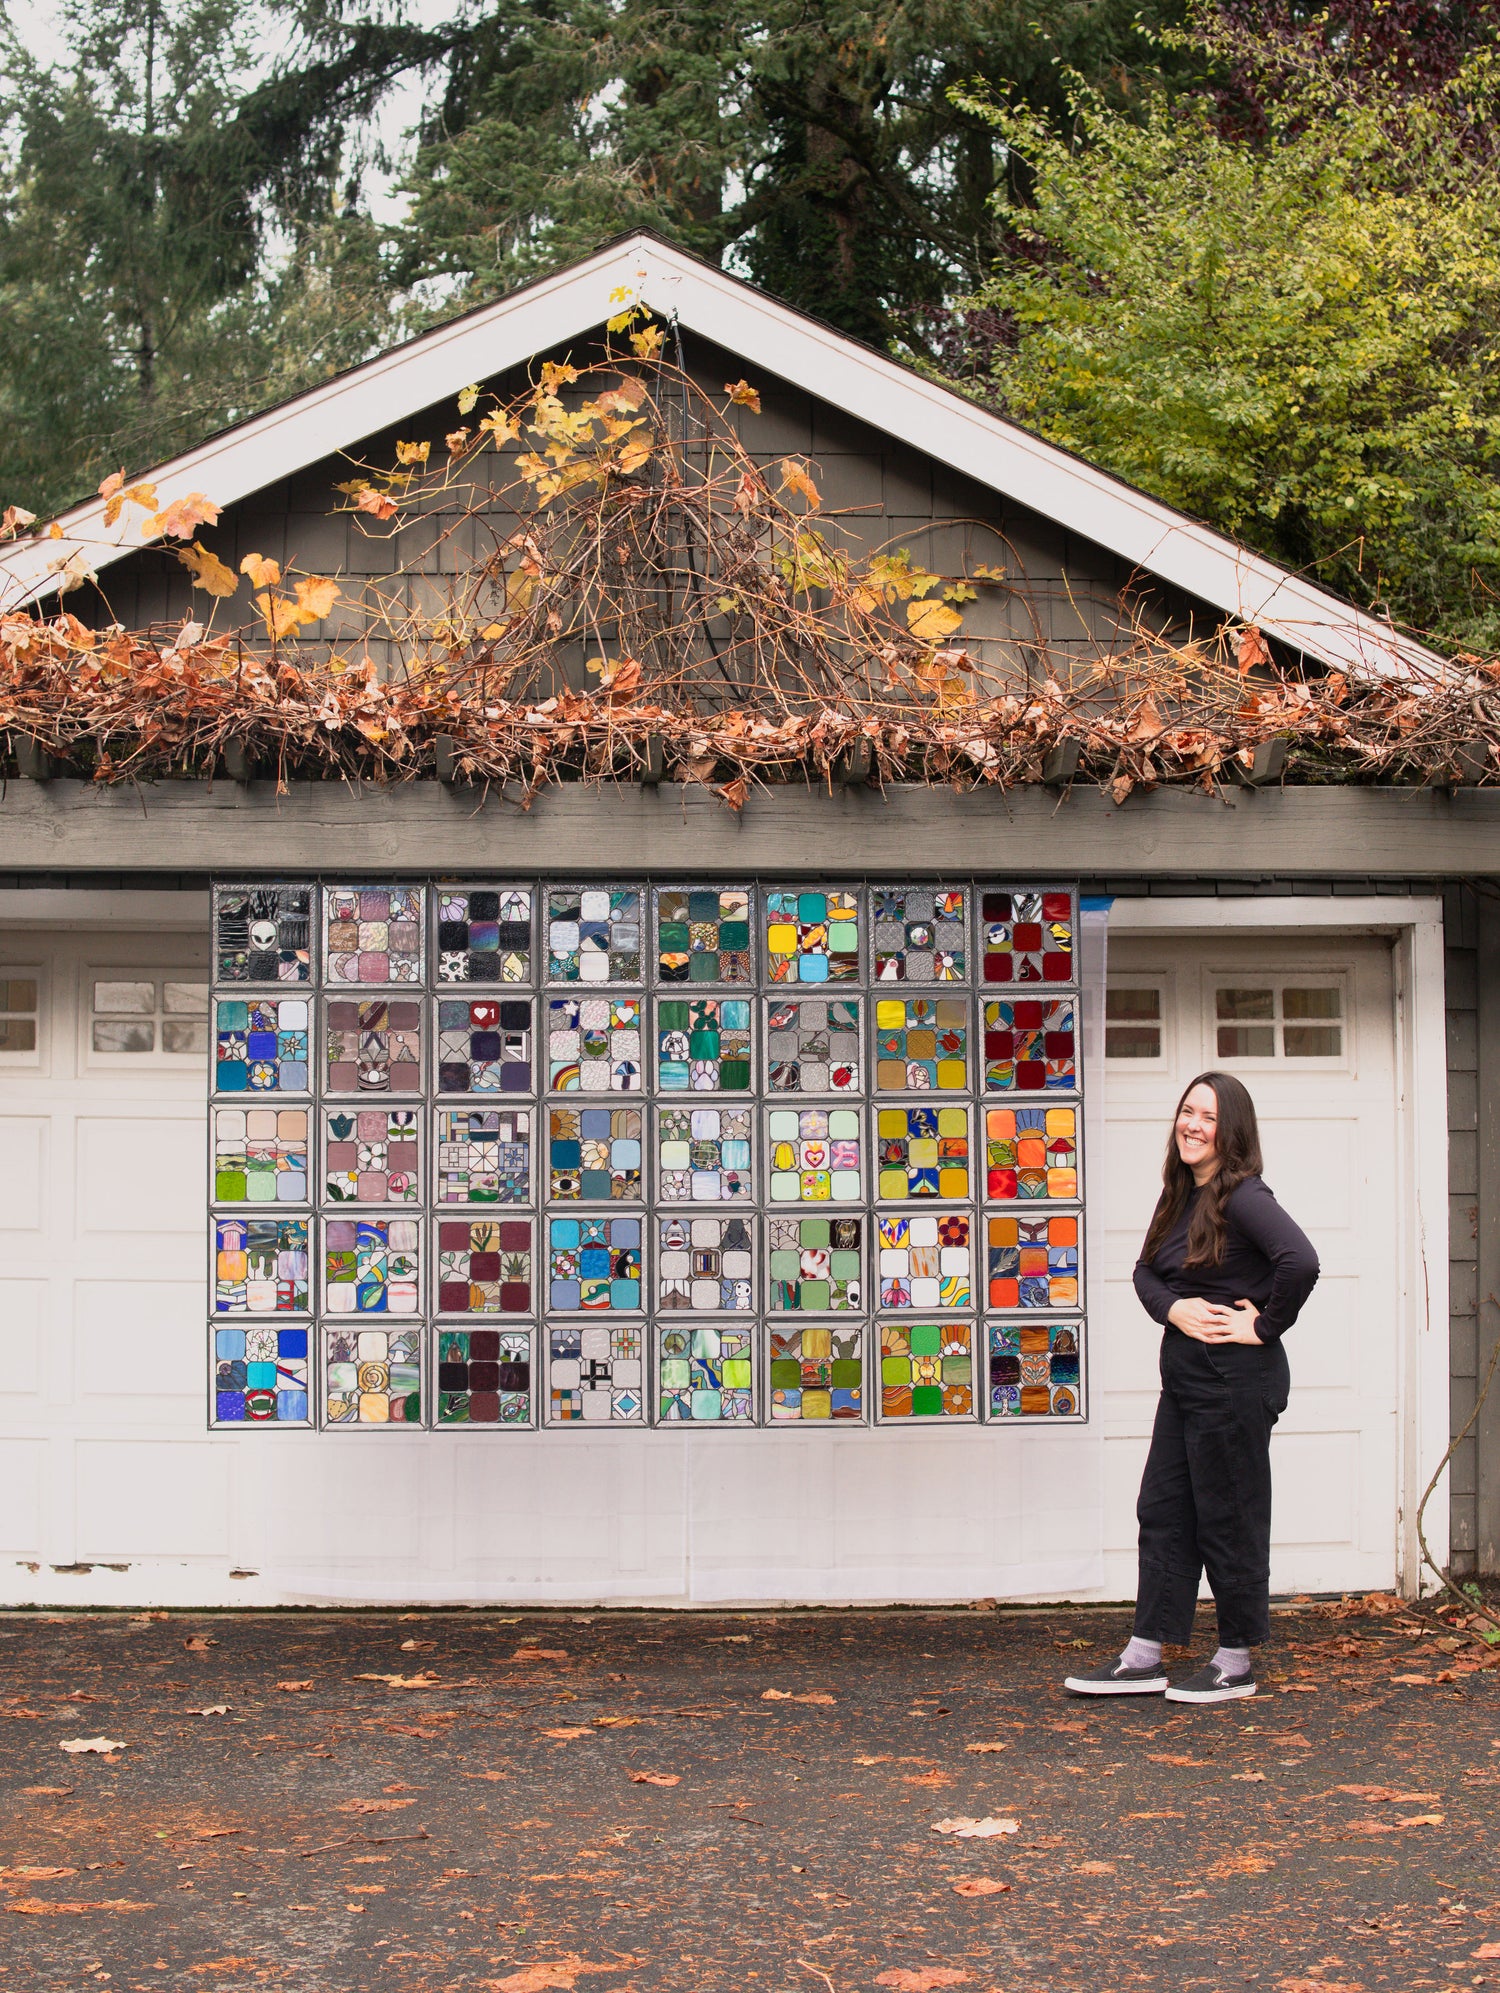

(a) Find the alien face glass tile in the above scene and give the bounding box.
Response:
[768,1215,862,1312]
[656,998,751,1091]
[547,997,641,1092]
[982,999,1077,1093]
[214,998,310,1094]
[658,1214,754,1311]
[873,886,966,984]
[768,1324,864,1422]
[325,999,422,1095]
[214,885,312,984]
[656,888,753,984]
[876,1104,970,1200]
[547,1106,642,1201]
[212,1324,311,1424]
[877,1212,973,1310]
[547,1215,643,1312]
[437,1107,532,1204]
[985,1213,1080,1309]
[324,885,425,985]
[767,1106,862,1203]
[984,1106,1079,1202]
[438,998,532,1095]
[878,1320,975,1420]
[658,1107,753,1202]
[324,1326,421,1425]
[981,890,1074,985]
[986,1319,1082,1418]
[437,1217,534,1314]
[548,1323,645,1422]
[874,996,968,1092]
[766,997,861,1093]
[324,1215,420,1314]
[436,1326,533,1425]
[437,887,532,984]
[213,1106,309,1203]
[765,889,860,984]
[213,1215,309,1313]
[658,1323,755,1422]
[322,1107,420,1204]
[546,887,644,984]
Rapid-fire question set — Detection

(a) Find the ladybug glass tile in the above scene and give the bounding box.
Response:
[547,997,641,1093]
[437,1217,534,1314]
[325,999,422,1095]
[766,997,861,1093]
[877,1212,973,1310]
[214,884,312,983]
[324,1327,421,1425]
[438,998,532,1094]
[547,1106,641,1201]
[658,1214,754,1311]
[985,1105,1079,1202]
[324,1216,420,1314]
[546,886,643,984]
[872,886,966,983]
[874,996,968,1092]
[213,1215,309,1313]
[437,887,532,984]
[980,889,1073,985]
[982,999,1077,1092]
[214,998,309,1094]
[768,1215,862,1312]
[547,1215,642,1311]
[324,885,424,985]
[656,998,751,1091]
[213,1106,308,1203]
[878,1320,975,1420]
[322,1107,419,1204]
[764,889,860,984]
[876,1104,970,1200]
[212,1325,310,1425]
[987,1319,1082,1418]
[656,887,752,984]
[768,1324,864,1422]
[436,1326,533,1426]
[767,1106,862,1202]
[657,1107,752,1202]
[436,1107,532,1204]
[985,1213,1080,1309]
[658,1323,754,1423]
[548,1323,644,1423]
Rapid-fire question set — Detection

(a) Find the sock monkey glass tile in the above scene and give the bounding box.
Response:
[214,884,312,983]
[436,1106,532,1204]
[873,996,968,1091]
[655,997,751,1091]
[435,1326,533,1425]
[877,1211,973,1309]
[872,886,966,983]
[765,997,861,1092]
[980,890,1074,985]
[212,1325,310,1424]
[985,1213,1080,1309]
[322,1107,420,1203]
[984,1105,1079,1201]
[657,1322,754,1422]
[324,1000,422,1094]
[323,886,425,985]
[437,1217,534,1313]
[323,1327,421,1424]
[547,1106,642,1200]
[768,1215,862,1311]
[547,1215,642,1310]
[982,999,1077,1092]
[213,1215,309,1312]
[546,887,644,983]
[437,998,533,1094]
[657,1213,754,1310]
[437,887,532,983]
[656,888,753,984]
[547,997,641,1092]
[986,1320,1082,1418]
[878,1320,975,1420]
[764,889,860,984]
[547,1323,644,1422]
[767,1106,862,1202]
[323,1216,421,1314]
[214,997,309,1094]
[768,1324,865,1422]
[657,1107,753,1201]
[213,1106,308,1203]
[875,1104,970,1200]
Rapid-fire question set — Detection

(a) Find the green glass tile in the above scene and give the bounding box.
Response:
[909,1324,943,1356]
[911,1385,943,1416]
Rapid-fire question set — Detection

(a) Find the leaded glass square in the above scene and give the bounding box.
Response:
[546,886,643,984]
[767,1324,865,1422]
[437,887,532,984]
[657,1106,752,1202]
[767,1106,862,1202]
[657,1214,754,1311]
[655,997,751,1091]
[764,889,860,984]
[985,1319,1082,1418]
[984,1105,1079,1201]
[213,1106,308,1203]
[877,1320,975,1420]
[768,1214,862,1311]
[656,887,752,984]
[213,1215,309,1313]
[547,1105,642,1200]
[214,885,312,983]
[876,1104,970,1199]
[323,1215,420,1314]
[980,889,1073,985]
[324,1326,421,1424]
[438,998,532,1094]
[435,1326,534,1425]
[985,1213,1080,1310]
[212,1325,310,1424]
[437,1216,534,1313]
[657,1322,754,1422]
[436,1107,532,1204]
[547,996,641,1092]
[546,1215,642,1311]
[765,997,861,1093]
[324,885,425,985]
[325,999,422,1094]
[547,1323,644,1423]
[322,1107,419,1203]
[873,996,968,1091]
[877,1211,973,1310]
[982,999,1077,1092]
[872,886,966,983]
[214,998,309,1094]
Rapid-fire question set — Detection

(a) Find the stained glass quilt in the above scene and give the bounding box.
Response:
[986,1320,1082,1417]
[214,998,309,1094]
[438,998,533,1094]
[324,1326,421,1424]
[878,1320,975,1420]
[547,997,641,1092]
[324,886,424,985]
[656,888,752,984]
[436,1106,531,1204]
[982,999,1077,1092]
[214,885,312,984]
[547,1215,642,1310]
[986,1213,1080,1309]
[324,999,422,1095]
[877,1212,973,1309]
[547,887,643,984]
[766,997,860,1093]
[437,887,532,984]
[985,1106,1079,1202]
[324,1216,420,1314]
[214,1215,309,1313]
[767,1106,861,1202]
[874,996,968,1091]
[768,1215,862,1311]
[436,1326,533,1425]
[547,1106,641,1200]
[658,1106,752,1202]
[656,1213,753,1311]
[658,1323,754,1422]
[768,1325,864,1421]
[872,886,966,984]
[765,889,859,984]
[323,1107,419,1203]
[655,998,751,1091]
[876,1104,970,1200]
[212,1325,310,1424]
[548,1323,644,1422]
[981,890,1073,985]
[213,1106,308,1203]
[437,1217,534,1313]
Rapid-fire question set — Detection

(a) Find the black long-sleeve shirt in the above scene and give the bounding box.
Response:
[1132,1174,1319,1344]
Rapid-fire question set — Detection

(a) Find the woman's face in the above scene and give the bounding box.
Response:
[1175,1083,1220,1173]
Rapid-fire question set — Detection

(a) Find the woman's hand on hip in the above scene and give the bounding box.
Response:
[1190,1298,1265,1345]
[1166,1297,1238,1339]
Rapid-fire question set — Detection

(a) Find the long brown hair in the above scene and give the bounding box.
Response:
[1142,1071,1263,1267]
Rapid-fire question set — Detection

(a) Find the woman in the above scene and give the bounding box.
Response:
[1066,1072,1319,1704]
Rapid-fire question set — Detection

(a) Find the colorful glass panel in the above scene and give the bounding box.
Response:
[984,1105,1079,1202]
[323,1107,419,1203]
[658,1323,754,1422]
[877,1212,973,1309]
[980,890,1073,985]
[768,1324,864,1421]
[435,997,532,1095]
[768,1215,862,1312]
[982,999,1077,1092]
[547,1215,642,1311]
[324,886,424,985]
[546,886,643,984]
[436,1326,533,1425]
[213,1324,310,1424]
[214,998,309,1094]
[658,1214,754,1311]
[986,1319,1082,1417]
[548,1323,644,1422]
[656,888,752,984]
[764,889,860,984]
[436,1107,531,1204]
[437,887,532,984]
[547,997,641,1092]
[213,1215,309,1313]
[547,1106,641,1200]
[875,1104,970,1200]
[872,886,966,984]
[985,1213,1080,1309]
[324,999,422,1094]
[214,885,312,984]
[323,1215,420,1314]
[765,997,860,1093]
[655,997,751,1091]
[767,1106,861,1202]
[658,1106,752,1202]
[437,1217,534,1313]
[213,1106,308,1203]
[873,996,968,1091]
[324,1327,420,1424]
[878,1320,975,1420]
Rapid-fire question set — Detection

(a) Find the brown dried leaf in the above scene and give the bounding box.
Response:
[930,1817,1019,1839]
[951,1877,1010,1896]
[275,1681,314,1693]
[874,1972,970,1990]
[626,1772,680,1787]
[58,1737,127,1754]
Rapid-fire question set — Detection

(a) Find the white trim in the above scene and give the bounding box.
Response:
[0,234,1441,681]
[0,890,208,929]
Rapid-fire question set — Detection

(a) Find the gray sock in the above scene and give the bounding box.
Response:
[1212,1644,1252,1677]
[1121,1635,1163,1671]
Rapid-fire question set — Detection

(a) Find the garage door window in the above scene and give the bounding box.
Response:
[1105,985,1163,1061]
[0,975,40,1061]
[90,976,210,1061]
[1215,983,1343,1061]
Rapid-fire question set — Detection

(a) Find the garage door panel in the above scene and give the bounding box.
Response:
[75,1113,203,1236]
[73,1277,201,1399]
[75,1439,229,1560]
[0,1278,45,1394]
[0,1115,48,1232]
[1258,1117,1357,1233]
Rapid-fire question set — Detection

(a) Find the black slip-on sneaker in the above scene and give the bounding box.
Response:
[1063,1657,1169,1696]
[1163,1660,1257,1704]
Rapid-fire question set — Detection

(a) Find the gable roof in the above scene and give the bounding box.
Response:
[0,230,1441,678]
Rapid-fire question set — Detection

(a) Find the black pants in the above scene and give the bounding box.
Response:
[1133,1331,1290,1650]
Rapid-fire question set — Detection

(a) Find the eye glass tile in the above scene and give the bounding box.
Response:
[324,999,422,1094]
[324,1326,421,1425]
[437,997,533,1095]
[658,1322,755,1422]
[547,1215,642,1311]
[878,1320,975,1420]
[767,1106,862,1202]
[435,1326,534,1425]
[982,999,1077,1092]
[657,1214,754,1311]
[655,997,751,1091]
[212,1325,310,1424]
[872,886,966,983]
[768,1214,862,1312]
[322,1107,420,1203]
[768,1324,865,1422]
[214,998,309,1094]
[874,996,968,1091]
[547,996,641,1092]
[213,1215,309,1313]
[984,1105,1079,1201]
[658,1106,753,1202]
[547,1105,642,1201]
[986,1319,1082,1418]
[985,1213,1080,1309]
[876,1104,970,1200]
[437,887,532,984]
[323,1215,420,1314]
[213,1106,309,1203]
[980,889,1074,985]
[547,1323,645,1423]
[436,1106,532,1204]
[437,1217,535,1314]
[764,889,860,984]
[546,886,644,984]
[766,996,861,1093]
[214,885,312,983]
[877,1211,973,1310]
[324,885,425,985]
[656,887,752,984]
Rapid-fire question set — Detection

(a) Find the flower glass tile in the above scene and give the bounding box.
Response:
[437,1217,534,1314]
[878,1320,975,1420]
[984,1105,1079,1201]
[768,1324,864,1422]
[767,1105,862,1202]
[324,1327,421,1424]
[985,1213,1080,1309]
[546,887,644,984]
[980,890,1074,985]
[986,1319,1082,1417]
[547,1105,642,1200]
[655,997,751,1091]
[324,999,422,1095]
[765,997,861,1093]
[873,996,968,1091]
[213,1106,309,1203]
[872,886,966,983]
[547,1215,643,1311]
[435,1327,533,1425]
[212,1326,310,1424]
[214,885,312,983]
[437,998,533,1094]
[435,1106,532,1204]
[764,889,860,984]
[656,888,753,984]
[877,1212,973,1309]
[323,1107,420,1203]
[876,1104,970,1200]
[658,1323,754,1422]
[324,1215,420,1314]
[437,887,532,984]
[214,998,309,1094]
[658,1214,754,1310]
[548,1323,645,1422]
[982,999,1077,1092]
[547,997,642,1092]
[658,1106,753,1202]
[213,1215,309,1313]
[768,1215,862,1311]
[324,886,425,985]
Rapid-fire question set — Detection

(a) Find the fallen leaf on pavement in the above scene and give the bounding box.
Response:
[1276,1981,1364,1992]
[1336,1787,1439,1803]
[191,1706,230,1716]
[1147,1754,1207,1766]
[511,1649,569,1662]
[627,1772,680,1787]
[951,1877,1010,1896]
[355,1673,445,1690]
[6,1900,152,1916]
[1,1866,77,1879]
[761,1690,836,1705]
[1473,1944,1500,1959]
[1389,1674,1432,1686]
[544,1728,593,1741]
[930,1817,1019,1839]
[399,1639,435,1652]
[875,1971,971,1990]
[335,1799,416,1814]
[482,1960,633,1991]
[902,1771,953,1787]
[853,1755,891,1765]
[22,1787,73,1796]
[592,1716,639,1728]
[58,1738,126,1755]
[276,1681,314,1692]
[1278,1684,1318,1694]
[1396,1813,1444,1826]
[183,1637,217,1652]
[1076,1861,1116,1874]
[964,1742,1007,1754]
[1231,1772,1267,1782]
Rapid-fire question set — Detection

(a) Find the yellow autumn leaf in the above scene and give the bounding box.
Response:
[479,409,519,447]
[597,377,647,413]
[616,433,655,474]
[395,439,430,467]
[724,379,762,412]
[908,598,964,643]
[446,428,471,458]
[540,360,581,391]
[293,576,340,623]
[99,473,159,529]
[175,541,239,598]
[240,553,281,589]
[255,590,302,642]
[780,458,821,511]
[457,383,481,415]
[146,492,220,540]
[629,322,665,360]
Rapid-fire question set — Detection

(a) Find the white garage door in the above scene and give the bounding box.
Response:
[1100,931,1399,1597]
